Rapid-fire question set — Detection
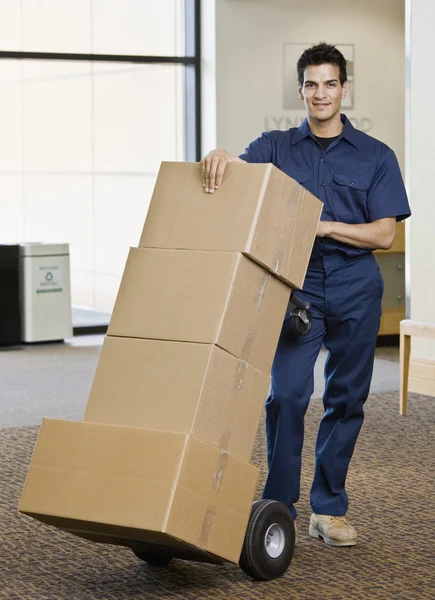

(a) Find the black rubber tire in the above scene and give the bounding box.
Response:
[132,549,173,566]
[292,312,312,336]
[239,500,295,581]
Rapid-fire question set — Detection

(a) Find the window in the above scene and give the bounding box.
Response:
[0,0,200,312]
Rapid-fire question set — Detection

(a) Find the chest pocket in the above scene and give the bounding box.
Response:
[333,173,370,191]
[332,173,371,223]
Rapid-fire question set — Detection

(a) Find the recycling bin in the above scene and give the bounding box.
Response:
[20,242,73,343]
[0,244,21,346]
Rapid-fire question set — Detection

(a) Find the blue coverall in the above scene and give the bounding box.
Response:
[240,115,411,519]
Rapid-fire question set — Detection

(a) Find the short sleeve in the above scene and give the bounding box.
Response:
[239,132,273,163]
[367,148,411,222]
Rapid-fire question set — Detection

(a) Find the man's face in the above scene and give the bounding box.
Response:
[298,63,348,122]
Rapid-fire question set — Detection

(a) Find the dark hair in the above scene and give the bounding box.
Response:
[297,43,347,86]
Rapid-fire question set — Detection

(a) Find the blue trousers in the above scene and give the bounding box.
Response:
[263,253,383,519]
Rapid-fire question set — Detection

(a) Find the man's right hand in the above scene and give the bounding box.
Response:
[200,149,246,193]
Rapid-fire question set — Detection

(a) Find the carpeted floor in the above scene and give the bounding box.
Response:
[1,392,434,600]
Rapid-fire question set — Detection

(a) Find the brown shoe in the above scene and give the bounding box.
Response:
[309,513,357,547]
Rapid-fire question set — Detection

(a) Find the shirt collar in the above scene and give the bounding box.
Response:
[290,114,360,150]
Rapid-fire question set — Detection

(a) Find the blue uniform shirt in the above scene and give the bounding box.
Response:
[239,114,411,259]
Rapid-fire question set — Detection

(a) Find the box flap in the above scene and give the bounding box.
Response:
[192,345,269,460]
[19,419,186,532]
[139,161,270,252]
[250,166,322,288]
[107,248,239,343]
[217,254,290,373]
[166,436,259,563]
[285,188,324,288]
[84,337,212,432]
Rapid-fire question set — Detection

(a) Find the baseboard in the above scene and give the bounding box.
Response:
[73,325,108,336]
[378,310,405,336]
[409,358,435,397]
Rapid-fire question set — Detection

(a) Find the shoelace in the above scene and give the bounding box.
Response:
[329,516,349,524]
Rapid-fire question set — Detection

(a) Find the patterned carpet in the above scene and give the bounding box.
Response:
[1,392,434,600]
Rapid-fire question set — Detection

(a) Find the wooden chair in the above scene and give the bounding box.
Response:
[400,319,435,415]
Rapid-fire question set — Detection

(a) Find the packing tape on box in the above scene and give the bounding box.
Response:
[213,450,229,492]
[253,272,271,313]
[198,508,216,549]
[219,428,231,451]
[272,239,285,273]
[232,359,248,396]
[240,329,256,362]
[272,185,304,274]
[287,186,303,219]
[198,450,230,550]
[239,271,270,363]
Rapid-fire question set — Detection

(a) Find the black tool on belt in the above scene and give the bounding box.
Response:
[287,293,312,336]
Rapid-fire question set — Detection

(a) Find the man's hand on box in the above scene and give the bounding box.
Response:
[200,149,246,193]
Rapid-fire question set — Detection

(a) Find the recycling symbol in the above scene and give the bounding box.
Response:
[45,272,53,282]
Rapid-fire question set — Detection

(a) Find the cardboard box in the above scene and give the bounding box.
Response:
[107,248,290,374]
[84,337,270,462]
[139,162,323,289]
[19,419,259,564]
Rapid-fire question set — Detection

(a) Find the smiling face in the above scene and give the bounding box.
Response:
[298,63,348,125]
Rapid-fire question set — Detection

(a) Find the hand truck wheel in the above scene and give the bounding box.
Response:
[288,293,312,337]
[291,311,312,336]
[132,549,173,566]
[239,499,295,581]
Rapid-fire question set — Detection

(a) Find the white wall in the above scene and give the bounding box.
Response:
[0,0,184,312]
[202,0,405,172]
[407,0,435,360]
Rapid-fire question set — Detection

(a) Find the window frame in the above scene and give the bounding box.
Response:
[0,0,201,160]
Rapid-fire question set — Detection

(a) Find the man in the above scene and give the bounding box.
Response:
[201,43,411,547]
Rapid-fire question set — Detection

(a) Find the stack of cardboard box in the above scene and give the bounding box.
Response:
[19,162,322,566]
